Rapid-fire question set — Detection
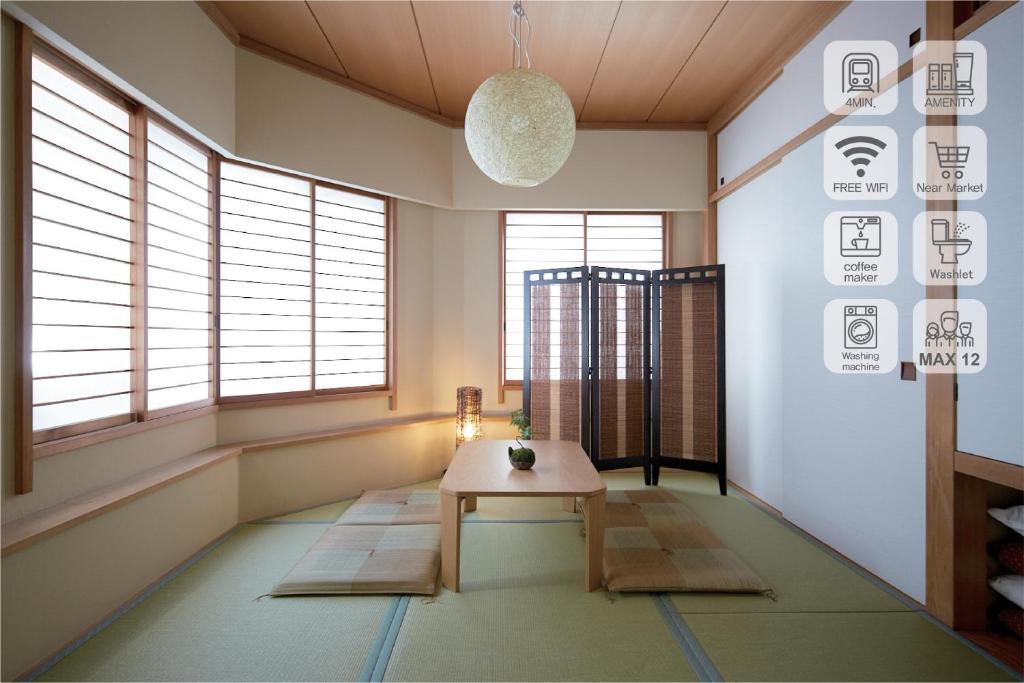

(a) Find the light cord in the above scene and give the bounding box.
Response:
[508,0,532,69]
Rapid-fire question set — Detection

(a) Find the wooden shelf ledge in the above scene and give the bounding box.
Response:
[954,451,1024,491]
[2,412,510,557]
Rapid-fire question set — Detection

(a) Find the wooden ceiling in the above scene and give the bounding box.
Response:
[202,1,842,129]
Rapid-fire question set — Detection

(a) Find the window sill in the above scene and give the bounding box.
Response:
[218,389,393,411]
[33,403,219,460]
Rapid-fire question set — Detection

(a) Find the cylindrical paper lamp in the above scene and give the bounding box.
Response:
[455,386,482,448]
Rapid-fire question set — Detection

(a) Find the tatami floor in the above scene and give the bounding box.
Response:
[35,472,1015,682]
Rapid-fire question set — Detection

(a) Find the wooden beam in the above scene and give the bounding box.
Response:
[952,472,989,630]
[954,0,1017,39]
[14,23,33,494]
[924,0,957,628]
[954,451,1024,491]
[195,1,240,45]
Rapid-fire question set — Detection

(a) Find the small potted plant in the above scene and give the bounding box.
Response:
[508,409,535,470]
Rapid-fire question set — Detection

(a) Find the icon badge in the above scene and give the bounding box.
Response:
[824,299,898,374]
[913,211,986,286]
[824,211,898,286]
[913,126,986,200]
[824,126,898,200]
[913,40,987,114]
[824,41,899,115]
[913,299,987,374]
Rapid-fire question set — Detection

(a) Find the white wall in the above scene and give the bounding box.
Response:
[8,1,236,151]
[717,1,924,186]
[452,129,707,211]
[717,1,931,601]
[717,170,785,508]
[955,3,1024,466]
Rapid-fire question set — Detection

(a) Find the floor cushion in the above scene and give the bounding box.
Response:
[271,524,440,595]
[336,488,440,525]
[604,490,769,594]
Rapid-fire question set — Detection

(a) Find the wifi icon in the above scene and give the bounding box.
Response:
[835,135,887,177]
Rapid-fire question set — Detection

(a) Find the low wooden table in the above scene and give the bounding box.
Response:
[439,439,606,592]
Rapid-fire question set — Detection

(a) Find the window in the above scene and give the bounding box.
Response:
[29,54,136,438]
[218,163,391,400]
[502,212,665,384]
[146,121,214,412]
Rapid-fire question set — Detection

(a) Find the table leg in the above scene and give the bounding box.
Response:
[583,492,605,592]
[562,496,577,513]
[463,495,477,513]
[441,492,461,592]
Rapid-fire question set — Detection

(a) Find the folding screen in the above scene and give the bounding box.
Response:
[523,265,726,493]
[652,266,726,494]
[590,268,651,480]
[522,267,590,454]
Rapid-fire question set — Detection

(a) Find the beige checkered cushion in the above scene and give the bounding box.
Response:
[604,490,769,594]
[271,524,440,595]
[336,489,440,525]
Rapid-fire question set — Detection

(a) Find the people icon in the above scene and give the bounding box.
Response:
[959,321,974,348]
[925,322,940,347]
[939,310,959,346]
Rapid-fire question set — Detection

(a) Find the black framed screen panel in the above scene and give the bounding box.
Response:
[651,265,726,494]
[522,267,590,455]
[590,267,651,477]
[218,162,312,397]
[29,55,135,434]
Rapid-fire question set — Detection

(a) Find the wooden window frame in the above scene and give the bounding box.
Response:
[498,210,668,397]
[214,162,395,409]
[13,29,397,481]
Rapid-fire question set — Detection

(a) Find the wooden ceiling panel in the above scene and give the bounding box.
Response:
[521,1,621,118]
[410,0,512,120]
[213,1,345,75]
[650,1,833,122]
[307,1,440,113]
[580,0,725,122]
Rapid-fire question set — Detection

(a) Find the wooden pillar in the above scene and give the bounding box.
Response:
[924,0,957,627]
[704,134,718,265]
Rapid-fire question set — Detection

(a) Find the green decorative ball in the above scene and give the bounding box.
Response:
[508,445,536,470]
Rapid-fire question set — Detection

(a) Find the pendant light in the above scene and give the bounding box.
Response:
[464,0,576,187]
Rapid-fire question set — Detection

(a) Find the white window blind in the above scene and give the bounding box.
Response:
[218,162,312,397]
[314,186,388,390]
[503,212,664,383]
[30,56,135,433]
[146,121,213,411]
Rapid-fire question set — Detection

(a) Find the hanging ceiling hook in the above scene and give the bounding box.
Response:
[508,0,531,70]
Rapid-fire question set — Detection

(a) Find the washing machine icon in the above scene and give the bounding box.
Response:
[844,305,877,349]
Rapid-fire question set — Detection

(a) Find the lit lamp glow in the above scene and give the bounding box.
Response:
[455,386,483,448]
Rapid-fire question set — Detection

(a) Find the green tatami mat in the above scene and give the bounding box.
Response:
[685,611,1015,682]
[260,498,356,523]
[39,525,390,682]
[384,522,697,682]
[665,489,910,614]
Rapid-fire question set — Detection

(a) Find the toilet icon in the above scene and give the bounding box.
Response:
[931,218,972,264]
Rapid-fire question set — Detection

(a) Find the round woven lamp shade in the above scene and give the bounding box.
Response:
[464,69,576,187]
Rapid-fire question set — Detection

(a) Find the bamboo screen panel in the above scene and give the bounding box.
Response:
[597,281,645,459]
[528,281,582,441]
[659,281,719,462]
[145,122,213,411]
[29,56,135,433]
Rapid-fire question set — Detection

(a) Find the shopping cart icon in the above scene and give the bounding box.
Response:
[931,142,970,179]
